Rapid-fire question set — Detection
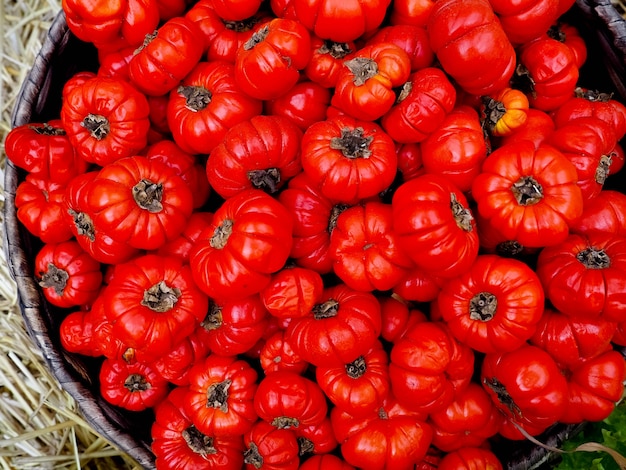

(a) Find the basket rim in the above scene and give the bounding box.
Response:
[2,10,156,469]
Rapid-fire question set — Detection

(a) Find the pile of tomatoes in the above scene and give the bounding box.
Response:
[6,0,626,468]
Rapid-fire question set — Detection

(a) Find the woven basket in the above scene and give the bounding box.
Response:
[2,3,626,470]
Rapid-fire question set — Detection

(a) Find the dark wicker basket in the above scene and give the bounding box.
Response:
[2,3,626,470]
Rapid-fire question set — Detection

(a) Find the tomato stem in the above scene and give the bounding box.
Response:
[271,416,300,429]
[81,113,110,140]
[313,299,339,319]
[133,179,164,213]
[483,376,522,418]
[330,127,373,159]
[244,25,269,50]
[344,57,379,86]
[141,281,181,313]
[244,442,263,469]
[177,85,212,111]
[206,379,232,412]
[182,426,218,457]
[378,407,389,419]
[345,356,367,379]
[124,373,151,392]
[202,301,223,330]
[30,122,65,135]
[511,176,543,206]
[223,16,261,32]
[298,437,315,456]
[68,209,96,242]
[450,193,474,232]
[481,96,507,133]
[396,81,412,103]
[38,263,69,296]
[318,40,353,59]
[574,86,613,102]
[328,203,350,233]
[134,30,158,54]
[496,240,524,258]
[210,219,234,249]
[576,247,610,269]
[469,292,498,321]
[247,168,281,193]
[596,154,612,184]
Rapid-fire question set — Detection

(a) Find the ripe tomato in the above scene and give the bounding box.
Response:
[472,140,584,248]
[59,306,104,357]
[392,174,479,279]
[243,420,300,470]
[206,115,303,198]
[260,266,324,319]
[331,395,432,470]
[292,0,391,43]
[301,115,397,204]
[184,354,259,437]
[151,388,245,470]
[381,67,456,144]
[167,60,263,155]
[498,108,555,149]
[152,327,212,386]
[15,175,74,244]
[35,240,102,309]
[395,142,426,181]
[234,17,311,100]
[209,0,263,21]
[389,0,436,27]
[259,330,308,375]
[489,0,560,45]
[535,232,626,323]
[264,80,331,131]
[481,87,529,137]
[379,295,428,343]
[4,120,88,184]
[437,254,545,354]
[568,189,626,237]
[304,36,357,89]
[316,341,390,417]
[437,447,503,470]
[190,188,293,300]
[99,358,169,412]
[547,21,588,68]
[427,0,516,96]
[285,283,382,367]
[389,321,475,414]
[86,155,194,251]
[331,43,412,122]
[481,344,568,438]
[299,454,355,470]
[128,16,205,96]
[60,75,151,166]
[366,24,434,71]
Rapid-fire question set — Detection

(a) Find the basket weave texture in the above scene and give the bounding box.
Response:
[2,3,626,470]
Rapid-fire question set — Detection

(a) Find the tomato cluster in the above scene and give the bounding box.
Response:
[7,0,626,468]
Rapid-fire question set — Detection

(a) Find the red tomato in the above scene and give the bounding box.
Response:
[389,0,436,27]
[155,212,214,263]
[234,17,311,100]
[420,105,488,193]
[59,306,104,357]
[190,189,293,300]
[151,388,245,470]
[535,232,626,323]
[427,0,516,96]
[301,115,397,204]
[86,155,194,251]
[254,370,328,429]
[60,76,151,166]
[381,67,456,144]
[481,344,569,438]
[472,141,584,248]
[366,24,434,71]
[392,267,445,303]
[285,283,382,367]
[489,0,560,45]
[529,307,617,369]
[437,254,545,354]
[480,87,530,137]
[259,330,309,375]
[206,115,303,199]
[428,382,503,452]
[331,43,412,122]
[243,420,300,470]
[389,321,475,414]
[379,295,429,343]
[145,139,211,209]
[569,189,626,237]
[34,240,102,309]
[103,254,209,359]
[514,36,579,111]
[395,142,426,181]
[97,45,135,81]
[329,201,414,292]
[128,16,205,96]
[304,36,357,89]
[260,266,325,319]
[209,0,263,21]
[297,417,339,456]
[151,327,212,386]
[547,21,588,68]
[299,454,355,470]
[292,0,392,43]
[392,174,479,279]
[167,60,263,155]
[4,120,88,184]
[15,175,73,243]
[331,395,432,470]
[198,295,269,356]
[184,354,259,437]
[64,172,140,265]
[264,80,331,131]
[99,358,168,412]
[437,447,503,470]
[498,108,555,149]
